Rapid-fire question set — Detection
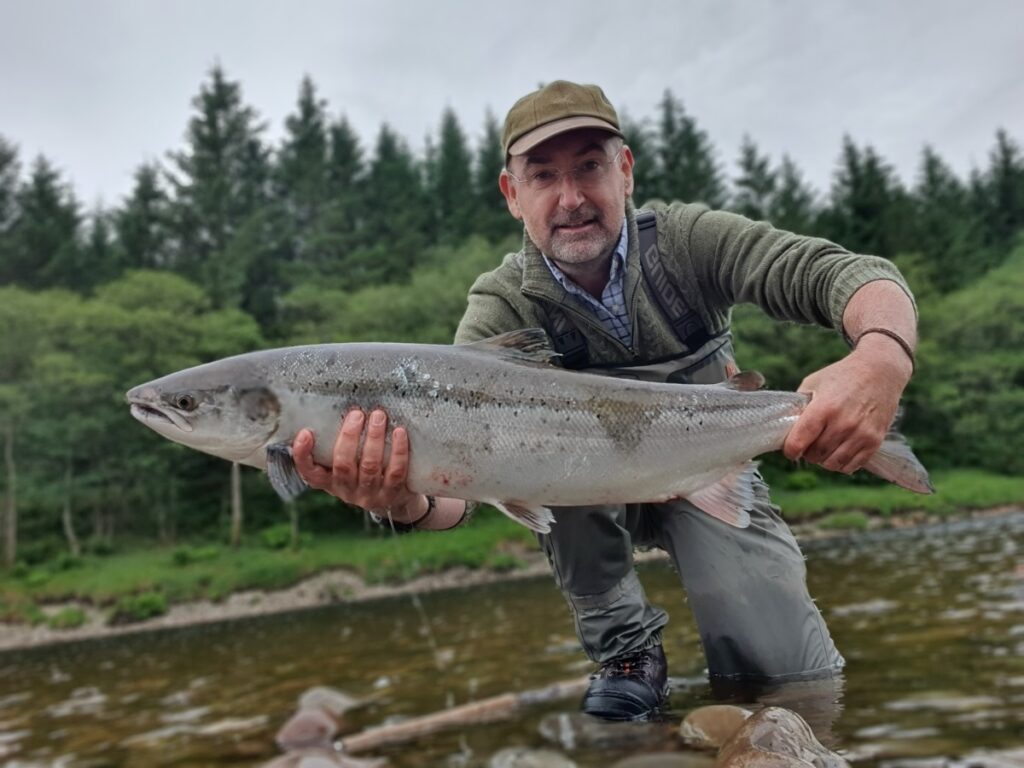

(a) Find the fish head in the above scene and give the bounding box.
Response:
[126,362,281,462]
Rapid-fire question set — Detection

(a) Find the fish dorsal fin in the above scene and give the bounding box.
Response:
[720,370,765,392]
[464,328,559,366]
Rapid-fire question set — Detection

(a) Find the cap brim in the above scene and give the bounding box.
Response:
[508,115,623,156]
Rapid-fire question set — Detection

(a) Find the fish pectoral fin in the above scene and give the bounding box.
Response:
[464,329,559,367]
[266,442,309,502]
[685,462,759,529]
[491,500,555,533]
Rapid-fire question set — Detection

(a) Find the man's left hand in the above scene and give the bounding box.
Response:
[782,333,913,474]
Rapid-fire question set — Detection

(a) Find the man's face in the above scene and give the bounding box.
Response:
[499,129,635,269]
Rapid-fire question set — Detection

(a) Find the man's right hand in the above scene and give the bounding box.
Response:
[291,408,428,524]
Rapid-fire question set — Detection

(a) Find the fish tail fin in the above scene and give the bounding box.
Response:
[266,442,310,501]
[863,431,934,494]
[491,500,555,533]
[685,462,757,529]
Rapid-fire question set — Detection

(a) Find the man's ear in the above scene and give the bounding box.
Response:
[620,145,635,198]
[499,169,522,220]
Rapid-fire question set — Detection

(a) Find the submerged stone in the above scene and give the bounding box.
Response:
[611,752,716,768]
[715,707,848,768]
[537,712,673,752]
[489,746,577,768]
[679,705,753,749]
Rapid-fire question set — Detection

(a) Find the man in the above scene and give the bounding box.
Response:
[292,81,917,721]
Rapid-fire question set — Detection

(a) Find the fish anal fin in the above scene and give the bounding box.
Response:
[685,462,759,528]
[492,500,555,533]
[266,442,309,502]
[464,329,559,366]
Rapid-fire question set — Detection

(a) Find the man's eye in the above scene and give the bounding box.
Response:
[579,160,602,173]
[531,169,558,184]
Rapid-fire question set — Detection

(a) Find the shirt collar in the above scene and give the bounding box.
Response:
[542,219,629,292]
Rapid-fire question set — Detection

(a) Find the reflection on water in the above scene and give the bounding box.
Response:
[0,511,1021,766]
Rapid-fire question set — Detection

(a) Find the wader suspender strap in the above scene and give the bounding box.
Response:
[634,210,713,352]
[547,210,712,368]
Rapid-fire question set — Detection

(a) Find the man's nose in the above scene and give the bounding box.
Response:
[556,173,585,208]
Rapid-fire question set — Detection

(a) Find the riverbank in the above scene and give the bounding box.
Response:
[2,496,1021,654]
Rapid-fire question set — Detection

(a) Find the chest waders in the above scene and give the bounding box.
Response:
[535,211,845,682]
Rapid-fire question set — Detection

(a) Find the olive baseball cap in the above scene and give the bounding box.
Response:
[502,80,623,157]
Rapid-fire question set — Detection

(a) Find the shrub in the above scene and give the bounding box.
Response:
[86,538,116,557]
[485,553,525,572]
[260,524,309,550]
[238,561,303,591]
[18,539,61,566]
[109,591,168,625]
[48,607,87,630]
[25,569,52,588]
[171,545,221,566]
[783,470,820,491]
[54,554,83,571]
[818,511,870,531]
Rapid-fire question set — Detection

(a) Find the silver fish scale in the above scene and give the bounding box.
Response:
[264,343,807,507]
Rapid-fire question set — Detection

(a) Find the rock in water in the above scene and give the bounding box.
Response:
[715,707,849,768]
[489,746,577,768]
[679,705,753,749]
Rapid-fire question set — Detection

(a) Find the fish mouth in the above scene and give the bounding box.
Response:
[129,402,194,433]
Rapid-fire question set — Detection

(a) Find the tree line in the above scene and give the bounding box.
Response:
[1,66,1023,569]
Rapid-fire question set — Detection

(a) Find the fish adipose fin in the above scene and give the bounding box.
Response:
[863,431,934,494]
[465,329,559,367]
[492,500,555,533]
[685,462,758,528]
[266,442,309,502]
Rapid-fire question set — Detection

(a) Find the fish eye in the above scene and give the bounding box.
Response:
[173,394,198,411]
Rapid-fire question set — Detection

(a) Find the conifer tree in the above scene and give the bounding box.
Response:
[83,208,120,287]
[4,157,81,289]
[347,124,430,287]
[167,65,270,307]
[821,137,913,257]
[652,90,726,208]
[981,129,1024,247]
[0,138,17,234]
[115,163,171,270]
[432,108,475,243]
[732,136,776,221]
[277,76,330,243]
[620,112,657,204]
[768,155,817,235]
[306,115,366,284]
[473,110,515,242]
[0,138,19,281]
[912,145,984,290]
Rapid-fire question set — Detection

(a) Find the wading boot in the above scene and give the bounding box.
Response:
[581,644,669,721]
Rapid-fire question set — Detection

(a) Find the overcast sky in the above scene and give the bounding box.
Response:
[2,0,1022,208]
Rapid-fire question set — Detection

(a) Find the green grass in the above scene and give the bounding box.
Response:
[0,471,1020,626]
[772,469,1024,520]
[0,509,536,613]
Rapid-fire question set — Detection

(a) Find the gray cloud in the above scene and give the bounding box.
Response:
[1,0,1021,205]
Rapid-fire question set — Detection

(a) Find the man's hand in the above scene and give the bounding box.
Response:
[292,408,427,523]
[782,333,913,474]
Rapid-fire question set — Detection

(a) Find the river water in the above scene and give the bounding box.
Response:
[1,511,1022,767]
